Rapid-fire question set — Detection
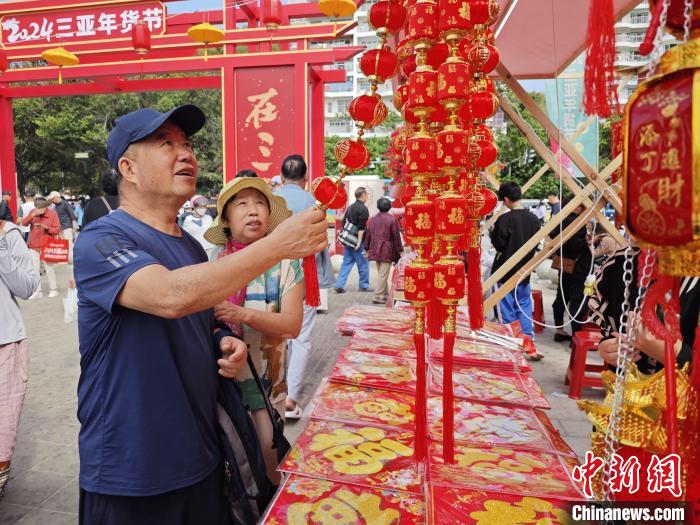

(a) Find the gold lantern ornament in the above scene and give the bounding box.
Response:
[187,23,225,62]
[41,47,79,84]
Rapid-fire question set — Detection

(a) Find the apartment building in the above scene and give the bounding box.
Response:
[615,2,677,103]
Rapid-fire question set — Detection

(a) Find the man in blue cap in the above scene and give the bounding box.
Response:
[74,105,328,524]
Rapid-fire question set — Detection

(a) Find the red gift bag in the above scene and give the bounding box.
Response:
[41,237,69,263]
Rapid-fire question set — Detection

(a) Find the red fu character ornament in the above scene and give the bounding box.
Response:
[403,138,438,461]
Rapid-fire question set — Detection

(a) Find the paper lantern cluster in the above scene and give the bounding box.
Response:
[311,0,405,212]
[396,0,501,463]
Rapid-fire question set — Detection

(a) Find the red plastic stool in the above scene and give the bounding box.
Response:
[531,289,544,334]
[565,330,605,399]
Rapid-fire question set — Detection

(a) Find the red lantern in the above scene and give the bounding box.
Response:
[433,260,466,302]
[405,198,436,242]
[391,127,408,153]
[404,263,434,303]
[393,84,409,111]
[466,0,501,26]
[405,135,437,175]
[470,138,498,168]
[131,21,151,56]
[399,179,417,207]
[408,70,438,112]
[261,0,282,31]
[369,0,407,35]
[360,48,399,83]
[426,41,450,70]
[438,61,470,108]
[470,90,499,120]
[349,94,388,128]
[431,104,449,128]
[436,194,468,237]
[407,1,438,43]
[335,139,371,171]
[473,122,495,142]
[471,75,495,94]
[438,0,472,35]
[312,177,348,209]
[480,186,498,215]
[464,42,499,74]
[437,129,469,172]
[402,103,421,124]
[623,62,700,275]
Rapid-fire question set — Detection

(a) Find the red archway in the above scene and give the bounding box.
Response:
[0,0,364,215]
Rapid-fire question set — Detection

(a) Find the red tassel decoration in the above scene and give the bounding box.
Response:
[427,298,446,339]
[413,306,428,461]
[467,246,484,330]
[582,0,619,117]
[302,254,321,307]
[442,324,456,463]
[639,1,665,56]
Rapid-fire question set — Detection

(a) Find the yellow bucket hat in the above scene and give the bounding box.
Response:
[204,177,291,246]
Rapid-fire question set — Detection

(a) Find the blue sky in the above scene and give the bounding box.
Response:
[168,0,224,13]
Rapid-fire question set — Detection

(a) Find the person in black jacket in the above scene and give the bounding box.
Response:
[0,191,13,222]
[490,182,542,340]
[82,170,121,229]
[551,197,593,340]
[334,187,371,293]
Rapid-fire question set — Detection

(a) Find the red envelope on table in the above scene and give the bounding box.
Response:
[427,485,577,524]
[346,330,416,359]
[428,337,530,372]
[428,397,576,457]
[427,441,582,501]
[278,419,424,494]
[329,348,416,394]
[428,364,550,410]
[336,305,415,336]
[308,381,415,431]
[261,475,425,525]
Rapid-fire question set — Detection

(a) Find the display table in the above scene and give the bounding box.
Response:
[261,305,583,524]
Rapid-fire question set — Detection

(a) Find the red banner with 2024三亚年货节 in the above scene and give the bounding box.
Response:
[0,2,166,48]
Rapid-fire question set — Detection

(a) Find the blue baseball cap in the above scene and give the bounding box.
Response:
[106,105,206,170]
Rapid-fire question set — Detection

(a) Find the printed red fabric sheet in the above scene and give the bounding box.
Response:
[336,305,415,335]
[308,381,415,431]
[427,486,576,524]
[346,330,416,358]
[262,475,425,524]
[329,349,416,394]
[279,420,424,494]
[428,364,550,409]
[428,337,530,372]
[428,398,576,457]
[428,441,582,501]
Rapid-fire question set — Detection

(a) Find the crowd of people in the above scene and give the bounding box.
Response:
[0,104,407,522]
[4,103,692,524]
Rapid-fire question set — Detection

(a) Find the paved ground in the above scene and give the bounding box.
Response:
[0,262,603,524]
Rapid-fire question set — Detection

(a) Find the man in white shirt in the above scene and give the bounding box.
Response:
[16,191,36,242]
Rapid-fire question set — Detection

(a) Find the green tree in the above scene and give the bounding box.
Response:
[12,83,222,197]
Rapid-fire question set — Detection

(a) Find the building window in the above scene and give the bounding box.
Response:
[327,102,333,114]
[630,11,649,24]
[337,100,350,113]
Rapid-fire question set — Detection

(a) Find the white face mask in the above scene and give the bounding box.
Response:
[194,207,207,217]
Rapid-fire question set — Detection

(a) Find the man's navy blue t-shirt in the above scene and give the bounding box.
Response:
[74,210,219,496]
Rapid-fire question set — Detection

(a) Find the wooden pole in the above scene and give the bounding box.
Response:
[496,62,622,213]
[483,154,622,292]
[484,205,598,310]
